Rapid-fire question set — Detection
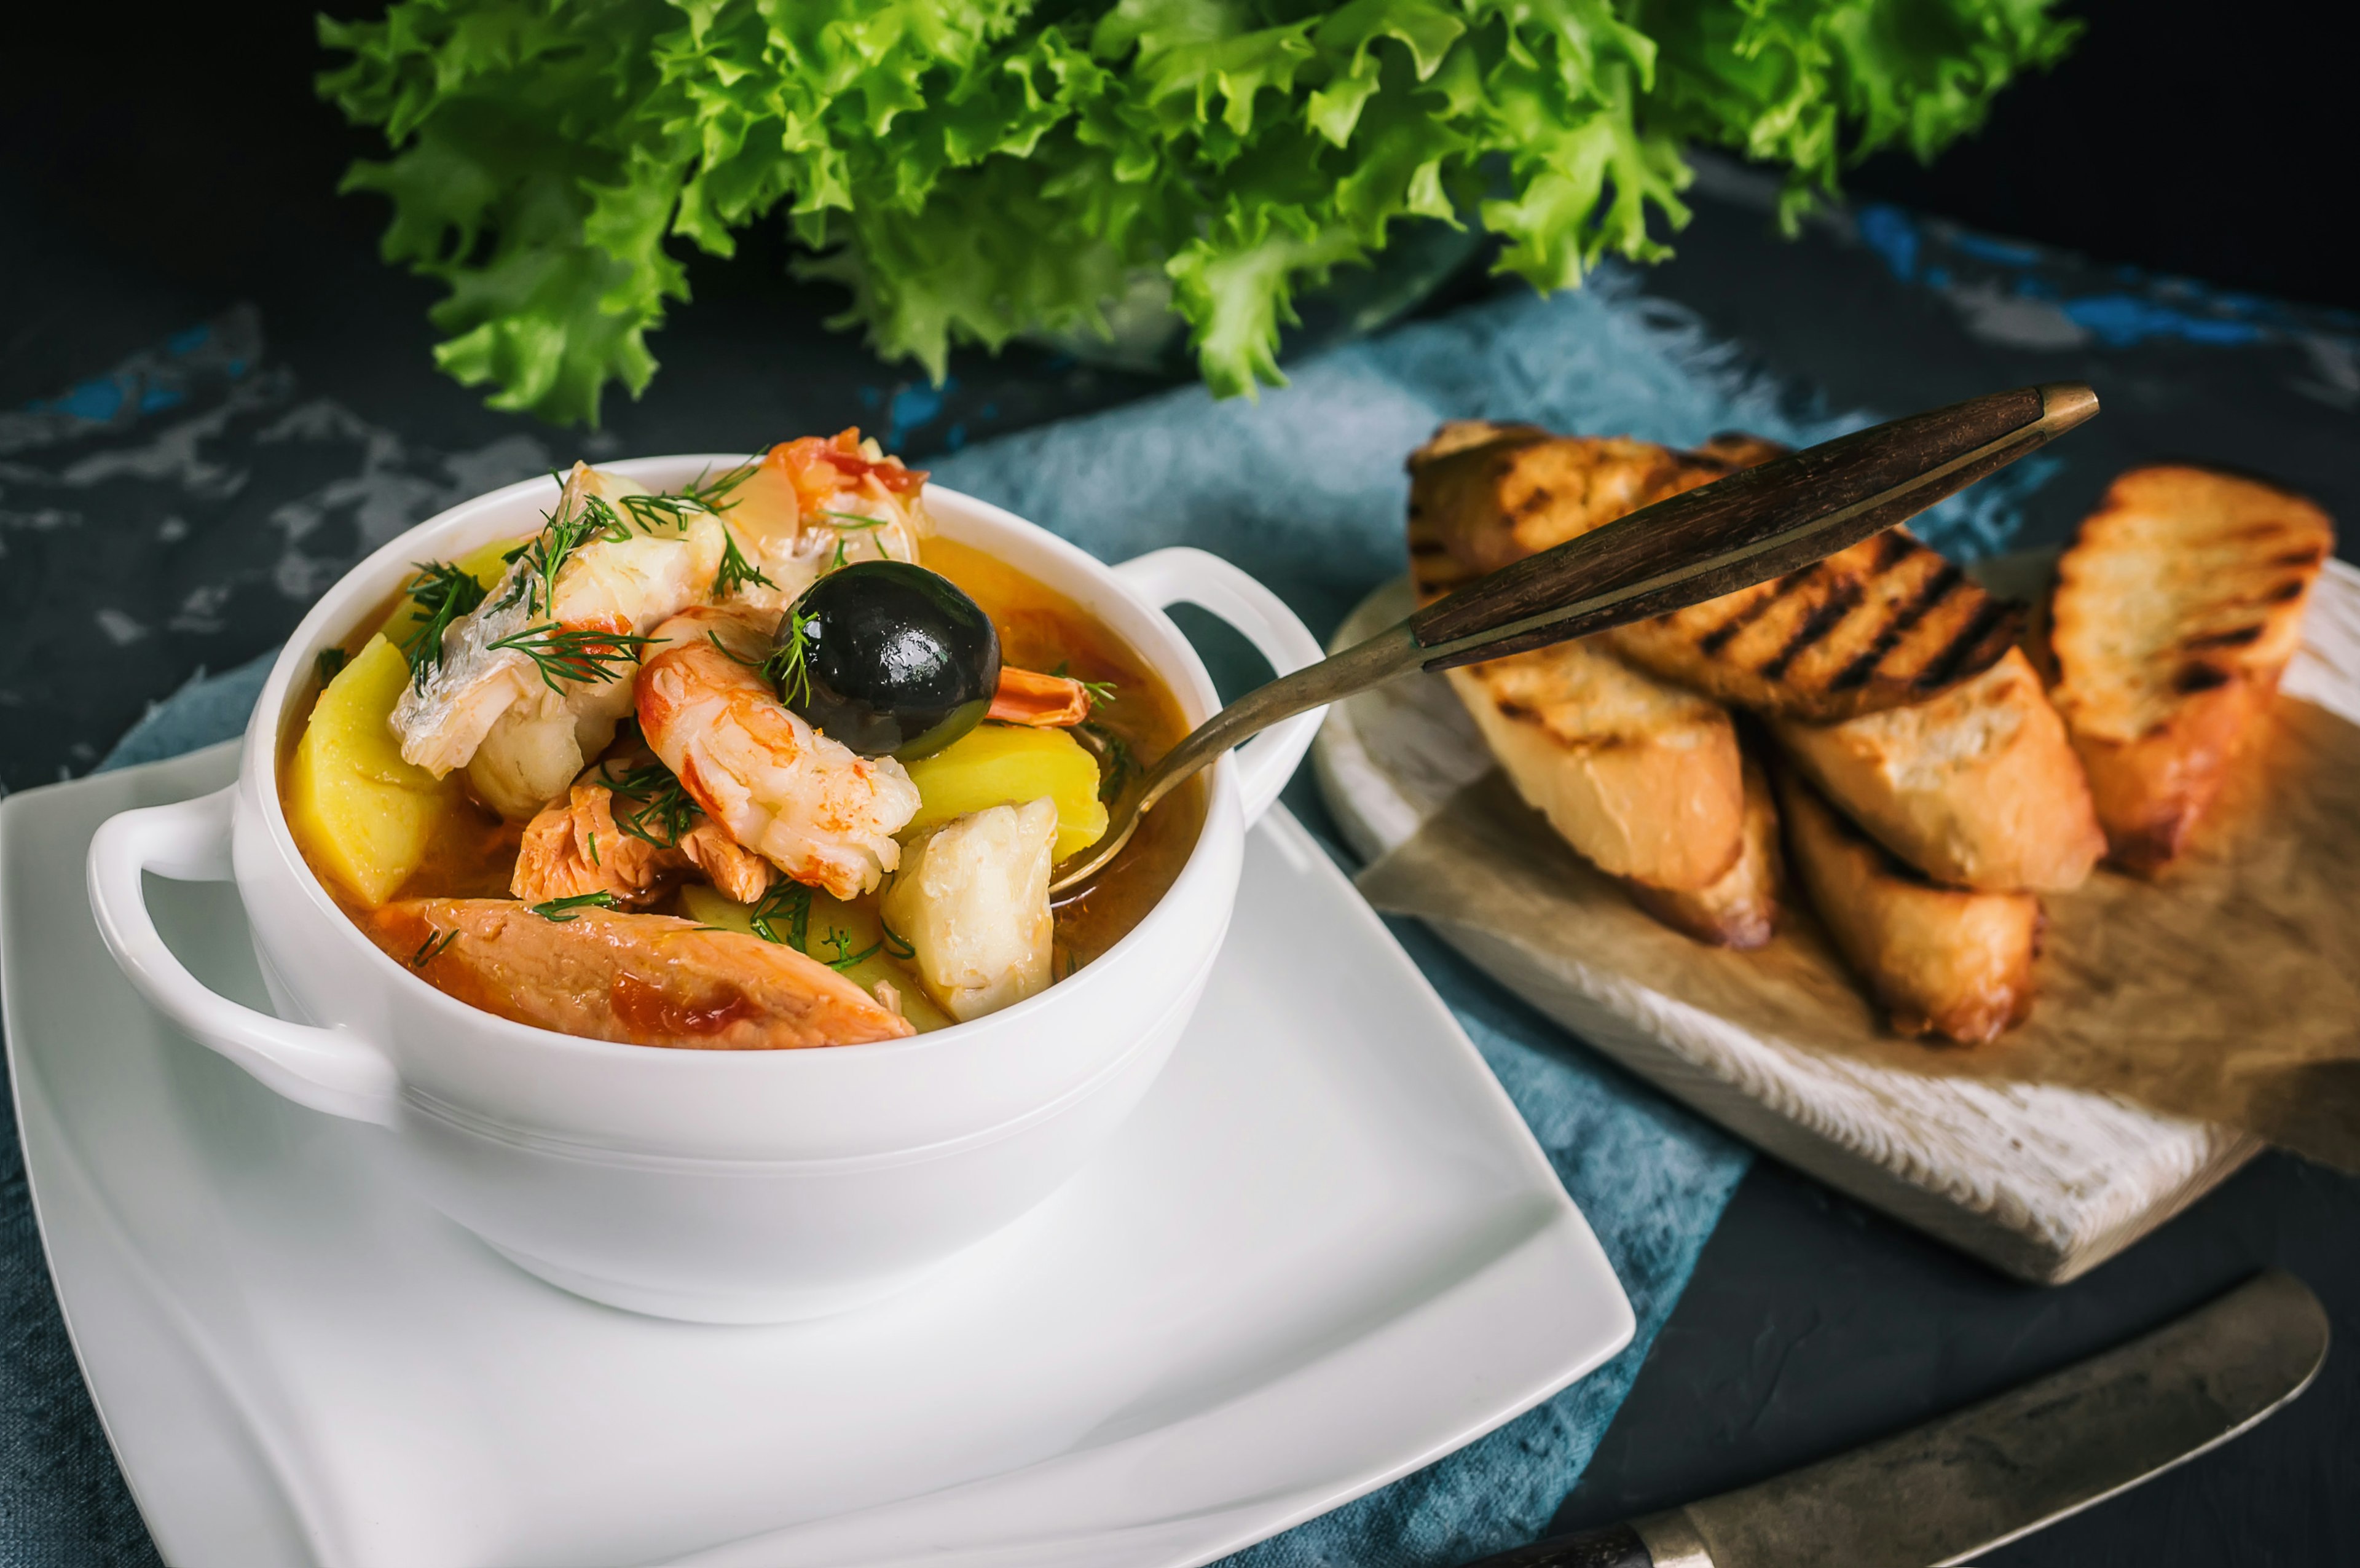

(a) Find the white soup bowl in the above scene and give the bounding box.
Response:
[86,460,1323,1322]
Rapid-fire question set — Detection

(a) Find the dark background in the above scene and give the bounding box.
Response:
[6,3,2358,1566]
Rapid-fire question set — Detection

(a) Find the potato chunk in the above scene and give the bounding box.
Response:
[900,724,1107,862]
[285,635,457,906]
[880,799,1058,1022]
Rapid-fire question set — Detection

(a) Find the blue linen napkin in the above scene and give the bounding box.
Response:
[37,269,2084,1564]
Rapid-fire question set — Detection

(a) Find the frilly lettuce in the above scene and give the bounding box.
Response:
[319,0,2078,423]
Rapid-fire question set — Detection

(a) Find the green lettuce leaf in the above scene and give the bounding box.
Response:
[320,0,2079,423]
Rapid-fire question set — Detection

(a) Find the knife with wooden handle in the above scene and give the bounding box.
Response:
[1466,1271,2329,1568]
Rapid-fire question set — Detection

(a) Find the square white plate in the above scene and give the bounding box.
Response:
[2,743,1632,1568]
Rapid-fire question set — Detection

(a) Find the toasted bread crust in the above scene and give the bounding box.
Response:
[2048,464,2334,874]
[1776,769,2041,1045]
[1404,421,2018,719]
[1447,647,1747,891]
[1622,753,1782,947]
[1773,648,2103,892]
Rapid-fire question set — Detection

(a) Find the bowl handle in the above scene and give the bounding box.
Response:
[1114,547,1326,825]
[87,786,400,1127]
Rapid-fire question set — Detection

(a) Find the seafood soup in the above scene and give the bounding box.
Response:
[280,431,1202,1048]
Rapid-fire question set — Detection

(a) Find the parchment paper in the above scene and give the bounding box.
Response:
[1356,693,2360,1172]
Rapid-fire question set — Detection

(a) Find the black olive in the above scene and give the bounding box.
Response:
[774,561,1000,759]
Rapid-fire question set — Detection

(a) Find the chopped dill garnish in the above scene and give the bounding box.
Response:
[315,646,347,684]
[618,491,700,533]
[879,917,915,962]
[1080,722,1134,802]
[817,510,886,531]
[586,831,599,868]
[820,928,882,972]
[408,929,458,967]
[712,528,776,600]
[489,625,663,692]
[497,477,632,617]
[747,881,811,949]
[757,607,817,707]
[529,891,617,922]
[1050,661,1116,710]
[682,461,758,512]
[398,560,489,691]
[828,532,850,571]
[600,759,698,848]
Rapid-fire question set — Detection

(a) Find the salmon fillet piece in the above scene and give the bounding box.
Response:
[376,898,912,1049]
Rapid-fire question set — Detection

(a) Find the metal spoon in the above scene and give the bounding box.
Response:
[1051,382,2099,896]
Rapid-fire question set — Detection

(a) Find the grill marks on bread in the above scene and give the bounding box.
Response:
[2047,465,2334,872]
[1404,421,2020,720]
[1609,529,2024,721]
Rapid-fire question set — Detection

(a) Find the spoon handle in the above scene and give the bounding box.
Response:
[1409,381,2096,669]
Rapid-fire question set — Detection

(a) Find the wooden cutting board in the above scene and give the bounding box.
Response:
[1314,557,2360,1284]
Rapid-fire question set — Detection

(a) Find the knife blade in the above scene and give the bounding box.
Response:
[1468,1269,2330,1568]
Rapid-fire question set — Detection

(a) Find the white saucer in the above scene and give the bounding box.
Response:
[2,743,1632,1568]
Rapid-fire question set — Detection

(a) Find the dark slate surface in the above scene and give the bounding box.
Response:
[6,7,2359,1563]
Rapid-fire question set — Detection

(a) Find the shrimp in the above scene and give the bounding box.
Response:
[635,604,921,900]
[709,429,931,615]
[511,754,778,908]
[390,462,725,819]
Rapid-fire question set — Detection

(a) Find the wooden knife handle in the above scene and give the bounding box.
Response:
[1459,1523,1654,1566]
[1408,382,2093,671]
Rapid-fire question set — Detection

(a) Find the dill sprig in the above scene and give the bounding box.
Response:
[1079,722,1134,803]
[879,918,915,962]
[747,881,811,949]
[820,928,882,972]
[315,646,347,685]
[490,624,663,692]
[529,891,616,922]
[817,510,886,531]
[683,461,758,512]
[757,607,817,707]
[398,561,490,691]
[497,479,633,617]
[600,759,698,848]
[618,491,700,533]
[408,929,458,967]
[713,528,776,600]
[1048,662,1117,711]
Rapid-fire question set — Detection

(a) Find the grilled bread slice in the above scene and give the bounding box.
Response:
[1447,645,1747,891]
[1622,752,1782,948]
[1777,768,2040,1045]
[1410,422,1749,892]
[1403,420,2021,721]
[1774,648,2103,892]
[2047,465,2334,874]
